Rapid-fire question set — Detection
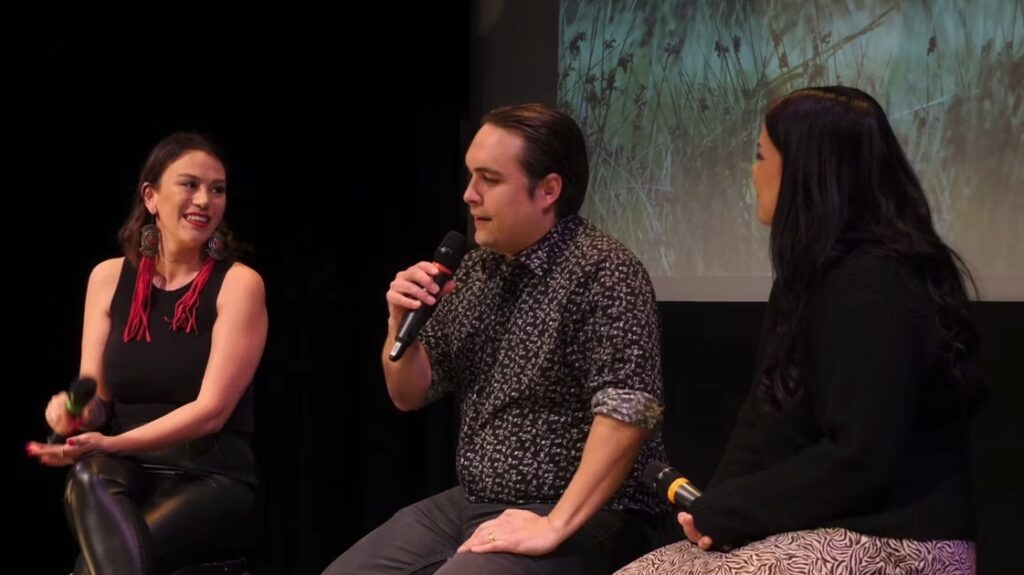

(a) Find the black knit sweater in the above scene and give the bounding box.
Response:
[690,253,973,549]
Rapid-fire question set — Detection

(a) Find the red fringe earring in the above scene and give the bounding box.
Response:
[123,221,224,341]
[167,258,215,334]
[123,223,160,342]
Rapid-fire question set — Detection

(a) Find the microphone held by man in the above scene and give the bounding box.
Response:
[388,231,468,362]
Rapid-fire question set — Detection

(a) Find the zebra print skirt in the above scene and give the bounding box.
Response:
[614,528,974,575]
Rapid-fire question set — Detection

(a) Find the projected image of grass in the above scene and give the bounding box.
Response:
[559,0,1023,281]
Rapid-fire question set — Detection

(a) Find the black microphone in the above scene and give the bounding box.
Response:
[644,461,702,510]
[388,231,468,362]
[47,377,97,444]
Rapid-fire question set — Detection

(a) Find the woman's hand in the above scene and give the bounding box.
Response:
[26,433,115,466]
[44,392,78,436]
[678,512,715,550]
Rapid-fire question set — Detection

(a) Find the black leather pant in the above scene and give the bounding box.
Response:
[65,455,254,575]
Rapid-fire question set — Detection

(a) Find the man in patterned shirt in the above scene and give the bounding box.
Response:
[323,103,669,575]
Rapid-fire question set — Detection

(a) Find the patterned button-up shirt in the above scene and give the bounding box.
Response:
[421,215,667,512]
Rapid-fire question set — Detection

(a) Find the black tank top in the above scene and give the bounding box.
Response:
[104,258,256,485]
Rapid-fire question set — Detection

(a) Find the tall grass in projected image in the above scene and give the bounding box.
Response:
[559,0,1023,293]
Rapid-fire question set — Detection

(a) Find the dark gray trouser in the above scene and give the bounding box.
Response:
[322,486,656,575]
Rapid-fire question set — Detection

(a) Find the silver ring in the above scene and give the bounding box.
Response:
[59,447,65,458]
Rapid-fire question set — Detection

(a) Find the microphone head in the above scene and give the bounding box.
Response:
[644,461,701,509]
[434,231,468,272]
[643,460,675,488]
[68,377,98,410]
[644,461,684,495]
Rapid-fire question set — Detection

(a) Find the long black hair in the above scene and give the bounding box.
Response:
[759,86,978,411]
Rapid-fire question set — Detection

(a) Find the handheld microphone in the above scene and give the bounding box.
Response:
[644,461,702,510]
[389,231,468,362]
[47,377,97,444]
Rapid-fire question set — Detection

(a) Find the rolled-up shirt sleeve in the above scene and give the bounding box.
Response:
[584,255,665,429]
[592,388,663,428]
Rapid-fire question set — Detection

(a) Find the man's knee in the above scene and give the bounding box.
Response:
[321,505,436,575]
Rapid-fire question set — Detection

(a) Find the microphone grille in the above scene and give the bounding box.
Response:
[69,377,98,406]
[434,231,468,271]
[643,460,670,489]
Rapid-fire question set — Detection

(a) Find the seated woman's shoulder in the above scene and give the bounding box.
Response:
[823,250,927,307]
[223,262,265,297]
[829,250,913,283]
[89,257,125,284]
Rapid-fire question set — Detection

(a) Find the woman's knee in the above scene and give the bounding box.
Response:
[64,456,132,507]
[66,458,101,500]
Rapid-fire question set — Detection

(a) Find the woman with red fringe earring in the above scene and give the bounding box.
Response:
[27,131,269,575]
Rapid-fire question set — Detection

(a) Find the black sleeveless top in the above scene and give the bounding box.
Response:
[104,258,256,485]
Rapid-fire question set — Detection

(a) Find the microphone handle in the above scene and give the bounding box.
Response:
[671,480,703,509]
[390,270,453,360]
[46,417,82,445]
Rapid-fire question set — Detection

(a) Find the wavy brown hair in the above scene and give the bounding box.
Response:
[119,131,244,266]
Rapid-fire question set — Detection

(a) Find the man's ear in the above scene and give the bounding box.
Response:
[534,173,562,212]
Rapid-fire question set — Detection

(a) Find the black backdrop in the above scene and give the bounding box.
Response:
[9,5,1021,575]
[11,7,470,574]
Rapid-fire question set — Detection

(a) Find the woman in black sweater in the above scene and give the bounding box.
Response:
[618,86,978,574]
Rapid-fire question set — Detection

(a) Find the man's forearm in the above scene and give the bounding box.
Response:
[381,319,432,411]
[546,414,650,538]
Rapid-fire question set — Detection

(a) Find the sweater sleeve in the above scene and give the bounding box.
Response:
[690,256,934,548]
[706,286,780,488]
[706,382,764,489]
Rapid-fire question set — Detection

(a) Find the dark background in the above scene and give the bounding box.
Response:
[9,3,1020,574]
